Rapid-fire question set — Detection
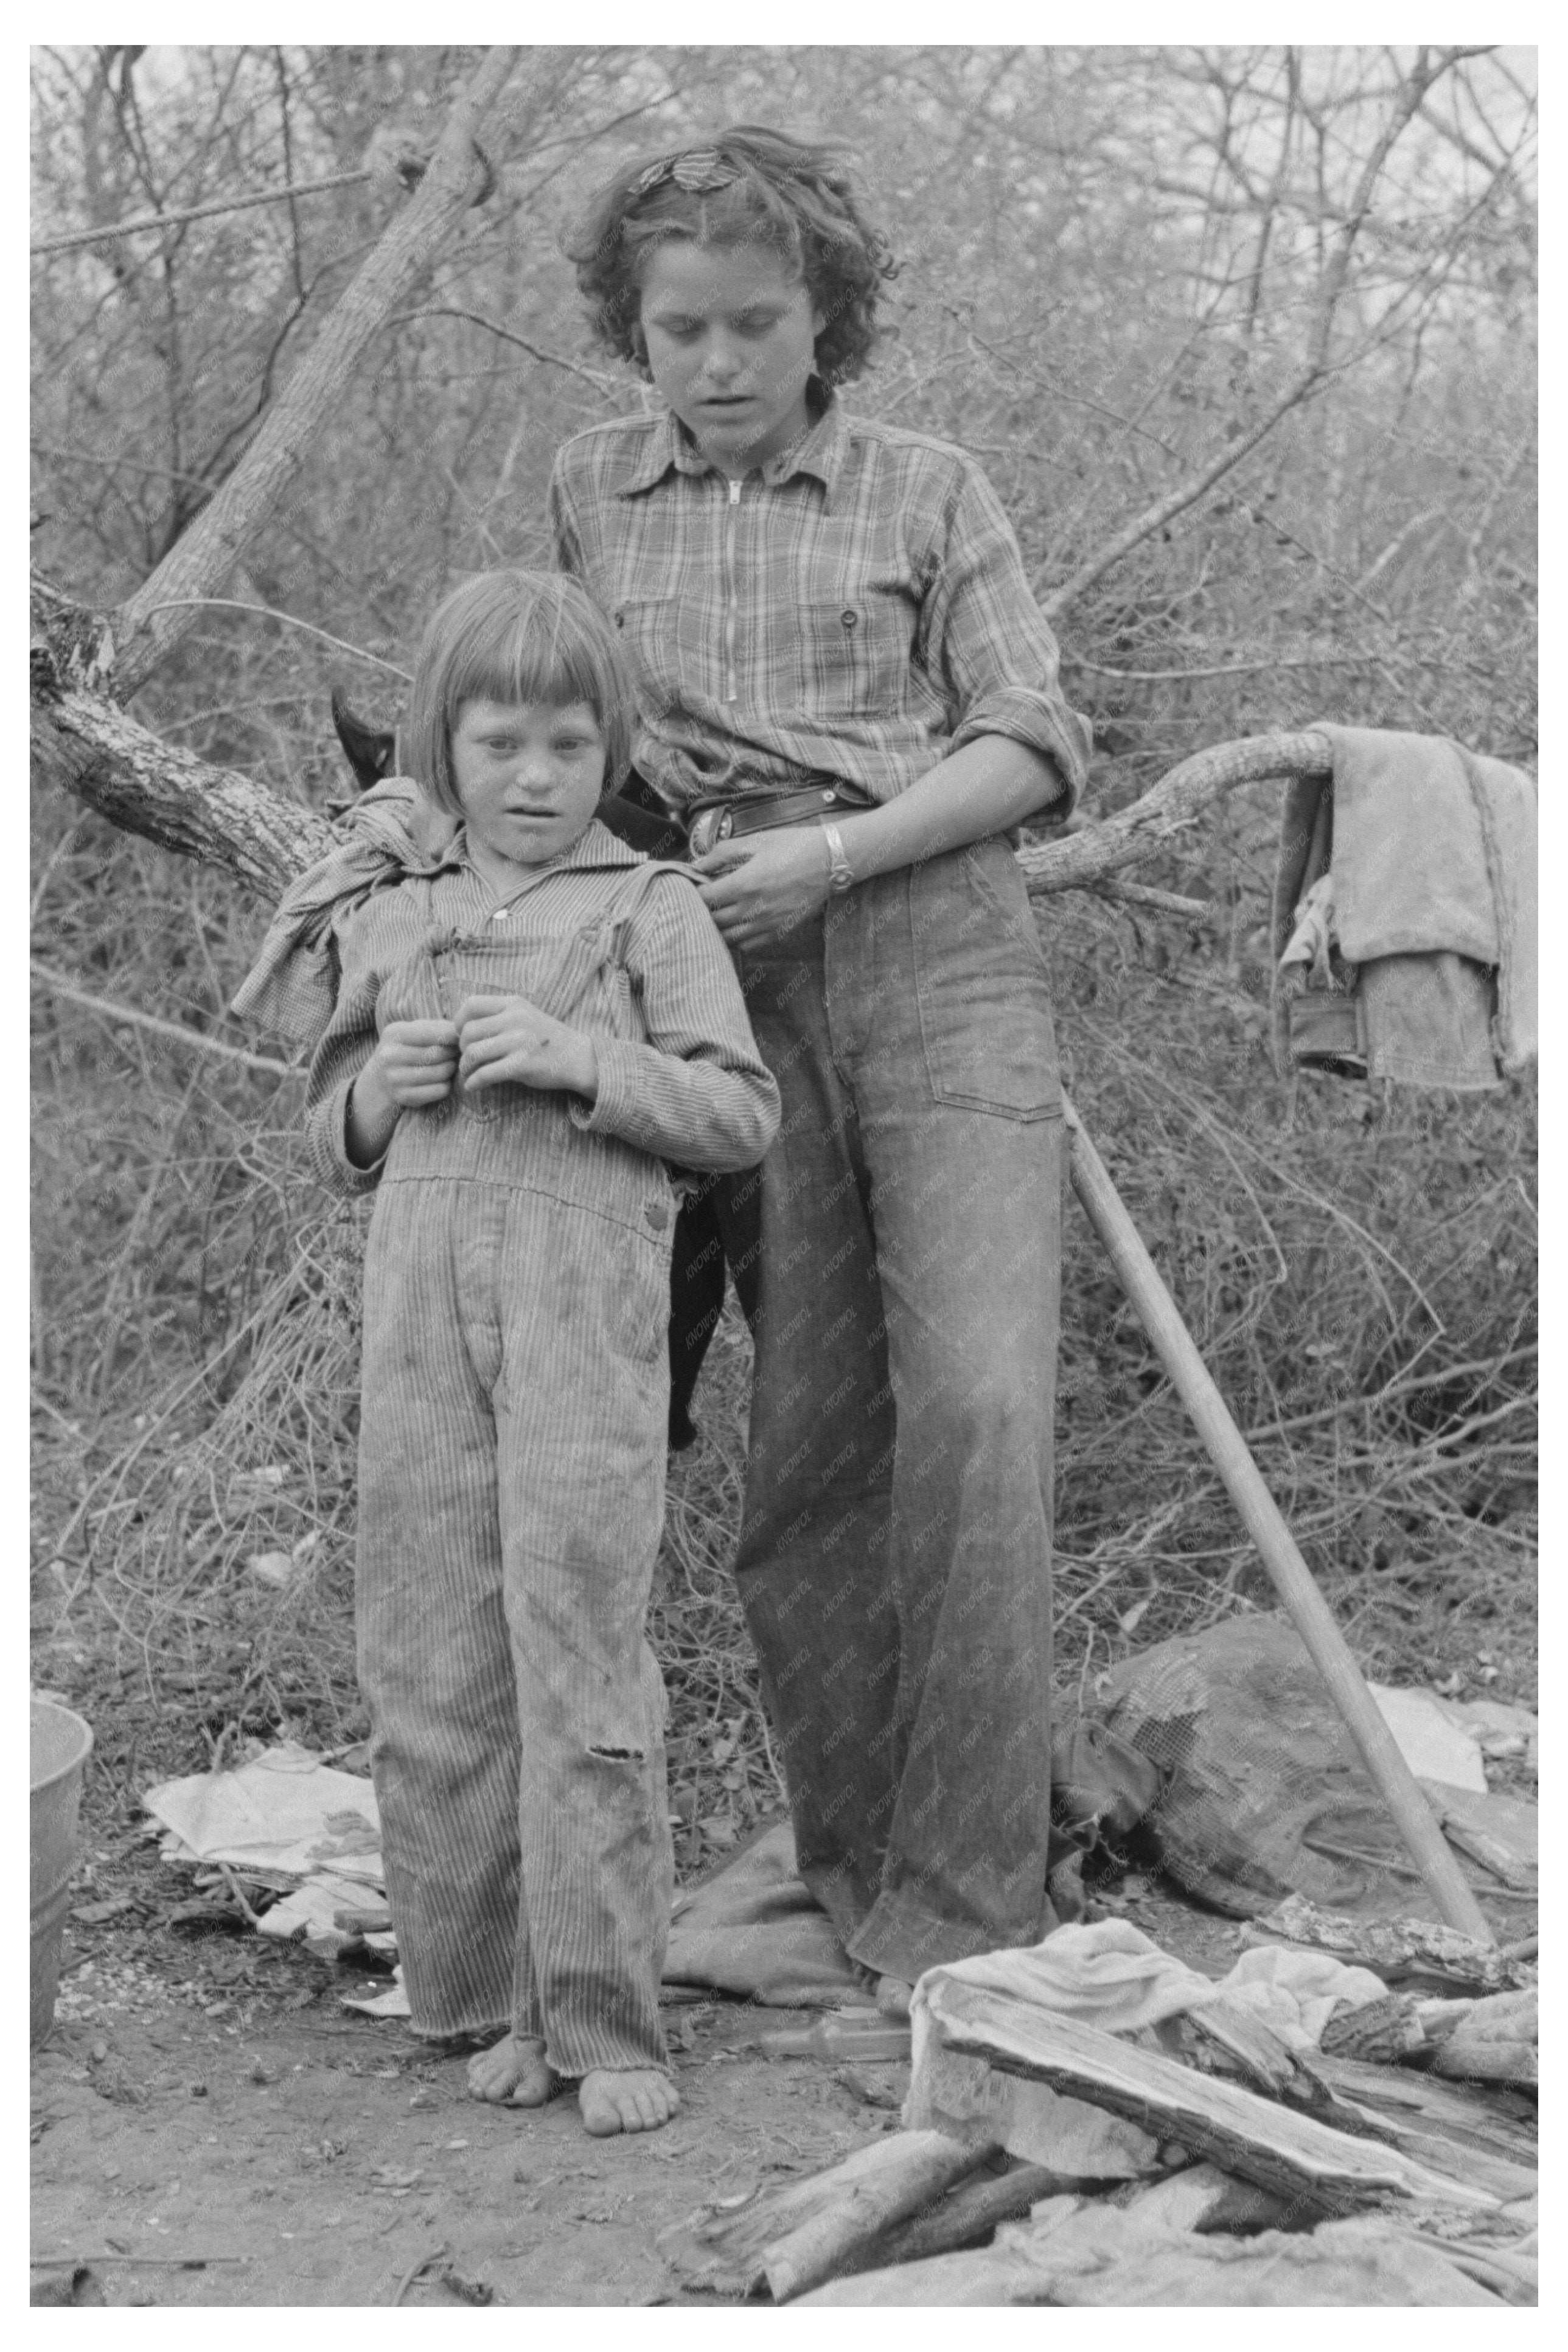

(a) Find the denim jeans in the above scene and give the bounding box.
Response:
[718,836,1064,1982]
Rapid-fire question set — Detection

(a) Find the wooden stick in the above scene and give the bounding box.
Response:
[32,2252,251,2267]
[1060,1092,1494,1944]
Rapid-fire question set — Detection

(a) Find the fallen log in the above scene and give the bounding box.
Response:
[1322,1985,1539,2073]
[655,2129,997,2299]
[760,2132,1005,2304]
[833,2159,1078,2275]
[922,1978,1502,2222]
[1240,1895,1534,1993]
[1430,1991,1537,2089]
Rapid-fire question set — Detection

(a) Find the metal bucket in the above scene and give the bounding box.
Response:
[30,1698,94,2048]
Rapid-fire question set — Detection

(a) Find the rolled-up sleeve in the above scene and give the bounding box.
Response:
[568,874,779,1172]
[922,461,1094,811]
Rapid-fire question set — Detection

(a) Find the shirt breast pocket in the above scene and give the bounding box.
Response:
[612,596,711,718]
[775,591,915,721]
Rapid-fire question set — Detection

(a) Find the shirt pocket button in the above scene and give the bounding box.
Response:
[840,607,859,630]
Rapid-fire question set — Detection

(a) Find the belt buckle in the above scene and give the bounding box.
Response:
[688,806,734,857]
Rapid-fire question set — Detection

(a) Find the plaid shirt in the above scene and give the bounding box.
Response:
[548,397,1093,814]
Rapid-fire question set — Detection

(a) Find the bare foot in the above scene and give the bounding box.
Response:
[467,2033,557,2107]
[874,1975,913,2020]
[579,2068,680,2137]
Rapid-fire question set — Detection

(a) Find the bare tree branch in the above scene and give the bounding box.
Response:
[1040,47,1466,622]
[30,167,372,257]
[30,962,299,1078]
[111,45,521,697]
[389,306,623,397]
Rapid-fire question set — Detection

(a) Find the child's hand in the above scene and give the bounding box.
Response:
[372,1019,461,1108]
[345,1020,458,1169]
[455,994,599,1101]
[691,831,834,951]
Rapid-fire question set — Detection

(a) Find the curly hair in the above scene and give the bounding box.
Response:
[562,124,898,389]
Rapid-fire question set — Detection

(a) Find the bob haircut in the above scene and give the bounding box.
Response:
[404,570,635,817]
[562,124,897,391]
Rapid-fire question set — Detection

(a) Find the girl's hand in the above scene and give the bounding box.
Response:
[455,994,599,1100]
[372,1019,461,1108]
[346,1019,458,1168]
[691,830,833,952]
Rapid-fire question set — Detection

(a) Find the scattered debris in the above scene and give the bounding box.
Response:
[657,1903,1536,2306]
[832,2064,905,2110]
[245,1551,296,1590]
[70,1896,141,1927]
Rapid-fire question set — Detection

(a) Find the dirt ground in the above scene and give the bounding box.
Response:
[31,1827,1255,2308]
[32,1933,902,2309]
[30,1789,961,2312]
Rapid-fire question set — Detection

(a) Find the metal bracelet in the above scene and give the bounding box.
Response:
[821,822,855,894]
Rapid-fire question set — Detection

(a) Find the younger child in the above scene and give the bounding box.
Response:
[237,571,779,2134]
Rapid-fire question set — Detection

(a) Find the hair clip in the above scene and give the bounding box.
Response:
[634,147,741,197]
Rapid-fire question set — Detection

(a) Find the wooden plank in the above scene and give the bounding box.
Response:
[1292,2060,1536,2205]
[1304,2050,1537,2168]
[924,1979,1500,2219]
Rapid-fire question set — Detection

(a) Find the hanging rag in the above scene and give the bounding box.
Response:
[1272,725,1536,1089]
[231,775,459,1047]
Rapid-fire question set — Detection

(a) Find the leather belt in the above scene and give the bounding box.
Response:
[686,782,869,859]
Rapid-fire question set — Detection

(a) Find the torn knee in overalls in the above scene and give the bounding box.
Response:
[587,1742,646,1763]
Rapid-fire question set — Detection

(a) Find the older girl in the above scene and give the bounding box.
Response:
[551,128,1094,2012]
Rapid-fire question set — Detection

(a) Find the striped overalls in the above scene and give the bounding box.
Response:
[314,833,777,2076]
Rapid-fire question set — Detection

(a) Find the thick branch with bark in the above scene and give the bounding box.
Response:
[30,693,332,901]
[1019,733,1330,896]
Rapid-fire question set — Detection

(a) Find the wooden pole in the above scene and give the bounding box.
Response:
[1060,1092,1494,1944]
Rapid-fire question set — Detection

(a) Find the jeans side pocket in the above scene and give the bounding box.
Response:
[911,842,1064,1121]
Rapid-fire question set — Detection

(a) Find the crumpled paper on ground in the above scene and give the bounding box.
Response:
[145,1741,383,1882]
[144,1742,385,1967]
